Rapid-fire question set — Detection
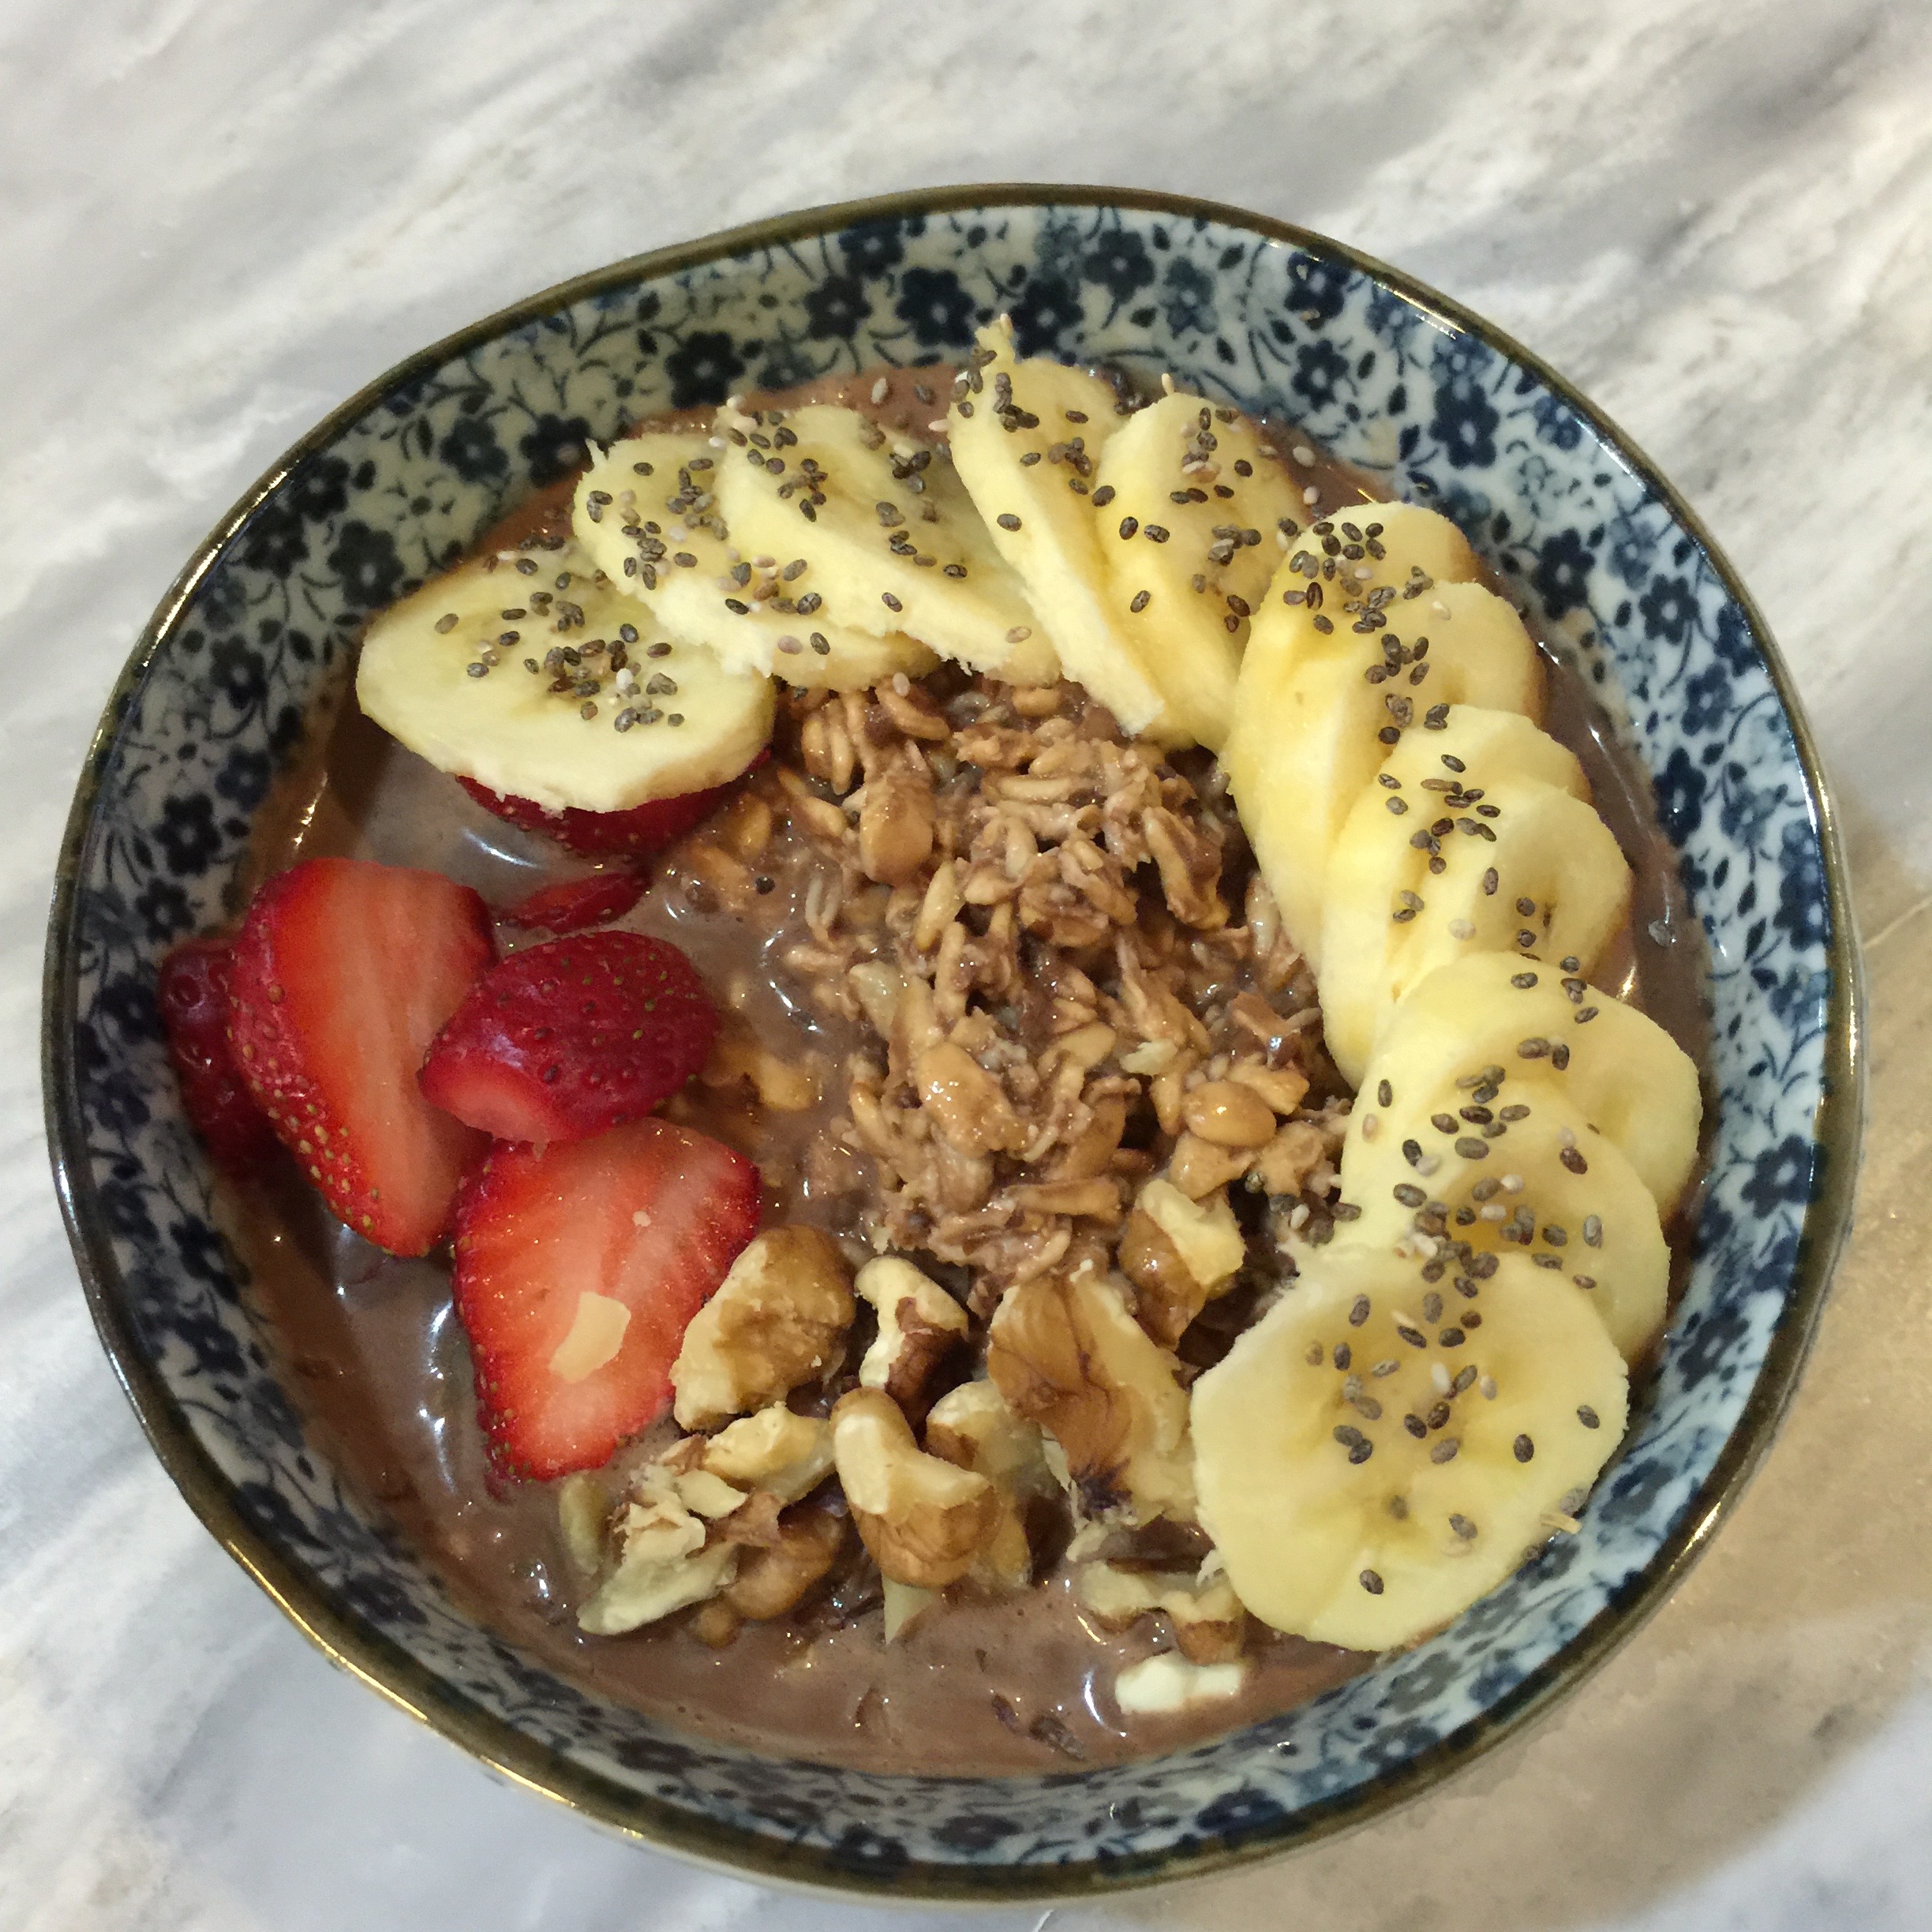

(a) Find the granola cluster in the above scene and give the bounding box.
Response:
[578,669,1357,1659]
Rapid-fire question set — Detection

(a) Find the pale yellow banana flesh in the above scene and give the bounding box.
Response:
[1192,1245,1627,1650]
[354,537,774,814]
[947,323,1166,734]
[1341,952,1702,1216]
[713,402,1058,683]
[1346,1095,1669,1362]
[572,433,936,691]
[1091,391,1304,750]
[1319,706,1632,1086]
[1224,551,1544,968]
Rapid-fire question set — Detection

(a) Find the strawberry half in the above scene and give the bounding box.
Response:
[453,1120,760,1478]
[157,936,278,1177]
[498,869,644,934]
[418,931,717,1144]
[229,857,495,1254]
[459,775,735,858]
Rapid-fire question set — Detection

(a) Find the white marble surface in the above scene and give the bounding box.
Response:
[7,0,1932,1925]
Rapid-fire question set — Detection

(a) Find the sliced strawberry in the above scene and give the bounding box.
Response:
[418,931,717,1144]
[498,869,645,933]
[459,775,734,857]
[453,1120,760,1477]
[157,936,277,1178]
[229,858,495,1254]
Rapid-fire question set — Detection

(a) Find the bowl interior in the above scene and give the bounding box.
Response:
[45,188,1856,1899]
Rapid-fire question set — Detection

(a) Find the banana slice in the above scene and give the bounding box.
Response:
[1346,1099,1669,1362]
[355,537,774,813]
[947,322,1167,736]
[1320,707,1632,1086]
[1192,1244,1627,1650]
[573,432,937,691]
[712,402,1058,683]
[1091,391,1303,750]
[1311,498,1482,592]
[1342,953,1702,1215]
[1224,553,1543,969]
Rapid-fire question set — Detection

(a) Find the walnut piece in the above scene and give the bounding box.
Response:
[831,1387,998,1588]
[1121,1178,1245,1348]
[702,1405,835,1503]
[670,1227,855,1431]
[924,1377,1050,1591]
[577,1469,739,1635]
[986,1272,1195,1526]
[722,1504,848,1620]
[853,1256,968,1410]
[1077,1560,1248,1664]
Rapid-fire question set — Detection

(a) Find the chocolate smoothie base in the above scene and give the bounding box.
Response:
[219,363,1709,1775]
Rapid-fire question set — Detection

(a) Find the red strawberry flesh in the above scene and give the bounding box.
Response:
[452,1120,760,1478]
[157,937,277,1177]
[228,857,495,1254]
[459,775,735,857]
[418,931,717,1144]
[498,869,645,933]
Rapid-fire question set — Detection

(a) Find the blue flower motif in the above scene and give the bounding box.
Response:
[1653,745,1706,843]
[210,635,268,713]
[133,876,192,943]
[1533,527,1594,620]
[172,1214,230,1283]
[215,746,274,812]
[1292,339,1350,413]
[1743,1134,1813,1215]
[803,273,871,341]
[1533,393,1583,450]
[1679,661,1731,736]
[894,266,975,348]
[155,792,222,875]
[1287,252,1351,322]
[1430,377,1500,470]
[1676,1293,1751,1387]
[1711,603,1757,673]
[1360,1717,1442,1774]
[1598,1452,1679,1526]
[1009,274,1084,357]
[838,216,919,276]
[664,331,746,410]
[239,504,306,576]
[1638,572,1697,645]
[326,520,404,610]
[1718,766,1781,848]
[286,455,349,523]
[1084,228,1155,301]
[439,414,506,482]
[519,414,593,488]
[1380,1647,1462,1714]
[1772,815,1827,948]
[1199,1785,1283,1837]
[1161,256,1217,336]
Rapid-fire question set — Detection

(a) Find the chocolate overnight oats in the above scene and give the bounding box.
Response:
[163,326,1705,1774]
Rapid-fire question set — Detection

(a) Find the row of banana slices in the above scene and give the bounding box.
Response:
[354,320,1702,1659]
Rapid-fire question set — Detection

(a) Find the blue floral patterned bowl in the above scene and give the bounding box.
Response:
[43,187,1860,1900]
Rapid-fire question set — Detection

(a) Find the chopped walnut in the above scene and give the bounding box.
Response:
[986,1272,1195,1526]
[1249,1120,1331,1198]
[1076,1561,1248,1665]
[722,1504,848,1621]
[853,1256,968,1411]
[670,1227,856,1431]
[1118,1179,1245,1346]
[924,1377,1050,1591]
[702,1406,835,1503]
[577,1467,738,1636]
[831,1387,999,1588]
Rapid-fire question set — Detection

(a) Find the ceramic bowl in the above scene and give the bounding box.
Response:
[44,186,1861,1900]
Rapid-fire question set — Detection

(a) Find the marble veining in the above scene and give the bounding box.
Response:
[6,0,1932,1926]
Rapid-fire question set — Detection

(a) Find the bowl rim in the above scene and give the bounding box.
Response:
[43,181,1866,1903]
